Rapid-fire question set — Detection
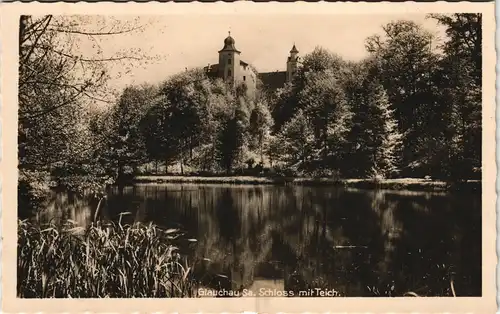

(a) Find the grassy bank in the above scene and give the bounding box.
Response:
[17,219,198,298]
[134,175,481,192]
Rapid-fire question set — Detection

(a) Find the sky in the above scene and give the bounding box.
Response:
[77,14,446,90]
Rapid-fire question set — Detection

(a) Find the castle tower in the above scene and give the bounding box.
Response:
[218,32,241,85]
[286,44,299,83]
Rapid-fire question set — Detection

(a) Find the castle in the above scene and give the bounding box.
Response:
[204,32,300,95]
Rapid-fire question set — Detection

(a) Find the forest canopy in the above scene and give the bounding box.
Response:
[18,14,482,213]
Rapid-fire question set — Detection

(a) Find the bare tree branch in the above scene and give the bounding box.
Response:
[38,45,141,62]
[21,15,52,64]
[83,92,115,104]
[21,80,89,88]
[47,25,144,36]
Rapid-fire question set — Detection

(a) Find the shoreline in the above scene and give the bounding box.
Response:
[133,175,481,192]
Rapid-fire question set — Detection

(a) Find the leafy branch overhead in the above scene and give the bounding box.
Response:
[18,15,160,200]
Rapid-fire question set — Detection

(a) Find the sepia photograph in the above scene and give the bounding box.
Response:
[2,2,496,312]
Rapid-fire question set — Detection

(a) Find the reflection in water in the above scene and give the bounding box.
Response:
[35,184,481,297]
[35,191,96,227]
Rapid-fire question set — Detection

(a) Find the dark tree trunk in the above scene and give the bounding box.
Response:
[212,138,216,172]
[118,162,124,183]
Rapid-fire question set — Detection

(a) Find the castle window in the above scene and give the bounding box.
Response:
[228,69,232,77]
[228,58,231,65]
[243,76,246,81]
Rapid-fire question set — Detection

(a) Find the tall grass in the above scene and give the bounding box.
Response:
[18,219,199,298]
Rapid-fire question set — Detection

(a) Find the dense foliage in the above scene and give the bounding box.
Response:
[19,14,482,213]
[18,15,156,215]
[121,14,481,181]
[17,13,483,299]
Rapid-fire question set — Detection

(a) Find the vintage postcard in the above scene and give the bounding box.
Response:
[1,1,496,313]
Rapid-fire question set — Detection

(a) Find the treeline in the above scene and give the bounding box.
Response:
[89,68,273,179]
[272,15,481,180]
[92,14,481,181]
[18,14,482,212]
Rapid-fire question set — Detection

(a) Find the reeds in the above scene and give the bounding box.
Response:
[18,219,198,298]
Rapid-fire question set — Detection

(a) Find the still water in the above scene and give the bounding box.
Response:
[38,183,481,297]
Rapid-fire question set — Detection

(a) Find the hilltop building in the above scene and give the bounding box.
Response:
[204,32,300,96]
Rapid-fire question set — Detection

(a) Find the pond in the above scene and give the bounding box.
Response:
[36,183,482,297]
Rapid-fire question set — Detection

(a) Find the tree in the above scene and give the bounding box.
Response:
[267,47,352,171]
[18,15,155,212]
[430,14,481,86]
[364,83,403,178]
[140,94,171,173]
[140,70,238,174]
[271,47,349,134]
[157,69,216,173]
[299,46,347,76]
[277,109,315,167]
[98,84,157,181]
[270,83,297,133]
[297,70,352,167]
[342,60,402,178]
[430,13,482,180]
[365,20,441,176]
[266,135,283,169]
[202,78,236,172]
[248,100,273,164]
[217,99,249,173]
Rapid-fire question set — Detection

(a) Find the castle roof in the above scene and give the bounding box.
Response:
[258,71,287,91]
[204,60,252,77]
[204,63,220,78]
[204,64,287,90]
[204,60,249,72]
[290,44,299,54]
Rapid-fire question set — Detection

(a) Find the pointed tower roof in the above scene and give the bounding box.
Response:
[219,31,240,53]
[290,44,299,54]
